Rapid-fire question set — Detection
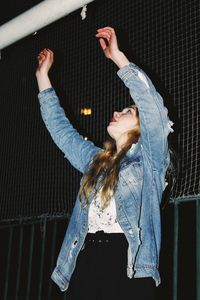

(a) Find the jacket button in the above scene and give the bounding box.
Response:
[129,229,134,234]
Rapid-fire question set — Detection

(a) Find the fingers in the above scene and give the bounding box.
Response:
[96,27,115,37]
[96,32,111,46]
[97,26,115,34]
[96,30,111,39]
[96,26,116,44]
[96,32,110,40]
[99,38,107,51]
[37,48,54,62]
[46,48,54,56]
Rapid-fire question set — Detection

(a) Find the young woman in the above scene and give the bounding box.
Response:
[36,26,174,300]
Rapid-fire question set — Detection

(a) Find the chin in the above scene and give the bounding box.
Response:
[107,125,116,140]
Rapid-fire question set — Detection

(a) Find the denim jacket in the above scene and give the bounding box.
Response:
[38,63,173,292]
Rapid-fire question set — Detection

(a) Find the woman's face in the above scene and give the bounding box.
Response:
[107,106,139,140]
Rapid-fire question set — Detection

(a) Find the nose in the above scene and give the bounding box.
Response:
[114,111,120,118]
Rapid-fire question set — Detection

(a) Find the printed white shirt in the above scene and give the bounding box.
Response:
[88,188,123,233]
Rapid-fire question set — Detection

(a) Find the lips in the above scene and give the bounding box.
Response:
[110,117,117,122]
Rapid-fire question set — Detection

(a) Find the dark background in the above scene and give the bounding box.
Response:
[0,0,199,299]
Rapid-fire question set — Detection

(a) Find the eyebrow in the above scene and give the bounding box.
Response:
[126,106,136,111]
[121,106,137,113]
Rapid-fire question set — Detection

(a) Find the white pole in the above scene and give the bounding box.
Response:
[0,0,95,50]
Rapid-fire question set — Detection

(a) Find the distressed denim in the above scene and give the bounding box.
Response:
[38,63,173,292]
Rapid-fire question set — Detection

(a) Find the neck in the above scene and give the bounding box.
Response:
[115,133,128,153]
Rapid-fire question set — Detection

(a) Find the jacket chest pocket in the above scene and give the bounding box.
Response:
[117,162,143,212]
[120,161,143,185]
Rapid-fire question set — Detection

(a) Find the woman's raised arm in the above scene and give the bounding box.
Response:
[36,48,54,92]
[35,49,101,173]
[95,26,130,69]
[96,27,173,169]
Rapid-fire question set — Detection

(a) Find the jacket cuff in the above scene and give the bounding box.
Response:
[38,88,58,106]
[117,63,139,81]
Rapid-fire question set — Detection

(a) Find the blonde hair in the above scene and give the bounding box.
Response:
[80,106,140,209]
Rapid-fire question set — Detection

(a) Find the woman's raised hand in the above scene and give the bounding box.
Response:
[35,48,54,77]
[96,26,129,68]
[35,48,54,92]
[96,27,120,60]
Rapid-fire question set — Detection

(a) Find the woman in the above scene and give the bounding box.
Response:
[36,26,173,300]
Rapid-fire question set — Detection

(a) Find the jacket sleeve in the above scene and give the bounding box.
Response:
[117,63,174,170]
[38,88,102,173]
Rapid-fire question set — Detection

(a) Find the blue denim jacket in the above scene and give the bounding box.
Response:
[38,63,173,292]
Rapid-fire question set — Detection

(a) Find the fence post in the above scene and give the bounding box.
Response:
[26,223,35,300]
[15,223,24,299]
[4,227,13,300]
[173,200,179,300]
[48,220,57,300]
[196,199,200,300]
[38,217,47,300]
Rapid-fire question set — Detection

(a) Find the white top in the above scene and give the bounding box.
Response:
[88,188,123,233]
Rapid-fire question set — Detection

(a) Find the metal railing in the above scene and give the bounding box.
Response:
[170,196,200,300]
[1,215,69,300]
[1,198,199,300]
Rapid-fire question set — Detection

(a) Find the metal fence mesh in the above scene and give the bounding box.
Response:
[0,0,199,220]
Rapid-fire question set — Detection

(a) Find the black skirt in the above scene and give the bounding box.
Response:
[66,230,156,300]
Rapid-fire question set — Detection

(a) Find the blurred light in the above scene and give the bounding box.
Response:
[32,31,38,36]
[80,108,92,115]
[84,137,88,140]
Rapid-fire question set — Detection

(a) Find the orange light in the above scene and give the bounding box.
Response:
[80,108,92,115]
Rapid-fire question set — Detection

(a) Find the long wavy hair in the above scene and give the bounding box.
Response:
[79,105,140,209]
[161,144,178,209]
[79,105,177,210]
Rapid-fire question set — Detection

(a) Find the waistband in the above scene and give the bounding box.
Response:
[85,230,126,244]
